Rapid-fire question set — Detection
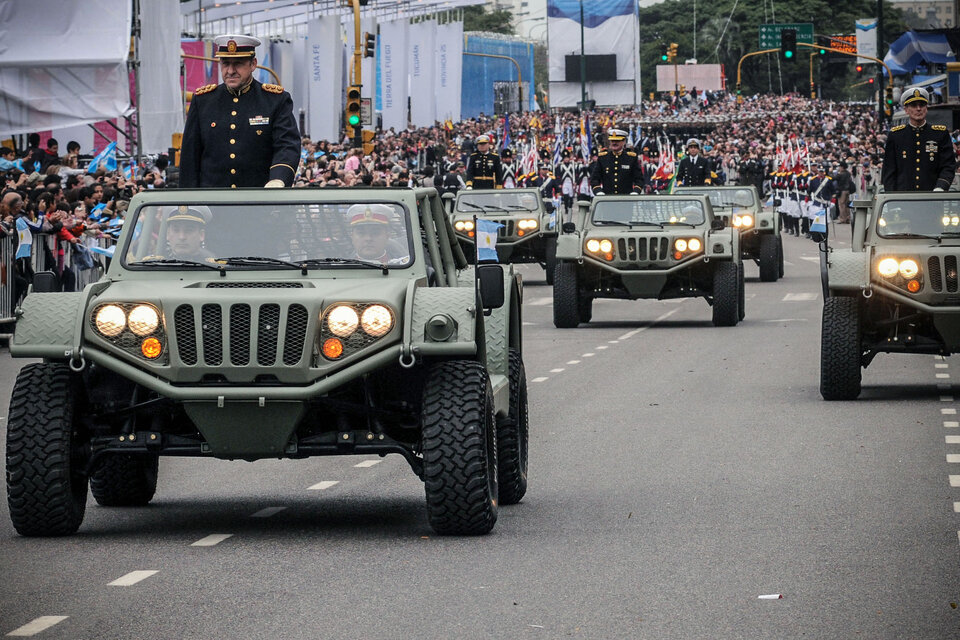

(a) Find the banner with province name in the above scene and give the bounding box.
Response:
[435,22,464,123]
[380,19,410,132]
[307,17,343,143]
[409,21,438,128]
[547,0,639,107]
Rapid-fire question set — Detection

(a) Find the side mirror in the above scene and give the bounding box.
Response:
[711,218,726,231]
[562,222,577,234]
[31,271,59,293]
[544,201,555,213]
[477,263,505,309]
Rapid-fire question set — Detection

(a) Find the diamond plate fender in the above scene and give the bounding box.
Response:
[10,292,86,358]
[827,251,867,291]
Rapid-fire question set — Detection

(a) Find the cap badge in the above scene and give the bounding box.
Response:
[227,40,237,53]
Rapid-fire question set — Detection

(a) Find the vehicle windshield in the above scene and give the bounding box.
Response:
[676,188,756,209]
[123,202,414,268]
[877,199,960,238]
[592,199,706,226]
[456,191,540,213]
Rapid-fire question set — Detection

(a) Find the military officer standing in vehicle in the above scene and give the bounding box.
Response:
[882,86,956,192]
[465,135,503,189]
[179,34,301,189]
[590,128,644,195]
[676,138,712,186]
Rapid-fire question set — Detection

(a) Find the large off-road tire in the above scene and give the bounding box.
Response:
[553,262,581,328]
[711,261,740,327]
[90,454,159,507]
[422,361,498,535]
[759,233,780,282]
[497,349,528,505]
[544,237,557,285]
[820,296,862,400]
[777,235,785,278]
[6,363,87,536]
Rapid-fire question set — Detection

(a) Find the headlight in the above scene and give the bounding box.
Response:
[586,239,601,253]
[454,220,465,231]
[877,257,900,278]
[361,305,393,337]
[518,218,538,230]
[127,305,159,336]
[732,215,742,227]
[454,220,474,231]
[463,220,475,231]
[675,239,688,252]
[740,214,753,227]
[598,239,613,253]
[688,238,702,252]
[327,305,359,337]
[95,305,126,337]
[899,259,919,278]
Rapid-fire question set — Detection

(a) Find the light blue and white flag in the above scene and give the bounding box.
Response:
[89,245,116,258]
[810,208,827,233]
[86,142,118,174]
[475,218,503,262]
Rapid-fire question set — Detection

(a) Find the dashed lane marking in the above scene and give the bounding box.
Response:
[567,360,581,365]
[250,507,286,518]
[782,293,818,301]
[354,459,382,468]
[799,257,819,263]
[307,481,340,491]
[937,374,951,379]
[946,436,960,444]
[550,368,565,373]
[6,617,69,637]
[108,570,159,586]
[942,408,957,415]
[942,396,954,402]
[950,476,960,487]
[948,455,960,463]
[944,421,959,427]
[191,534,233,547]
[936,363,950,369]
[955,502,960,513]
[531,377,549,383]
[582,353,595,357]
[616,307,682,341]
[608,340,619,344]
[596,346,608,350]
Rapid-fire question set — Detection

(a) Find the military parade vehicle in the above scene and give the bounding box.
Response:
[820,193,960,400]
[675,185,784,282]
[6,188,528,537]
[552,194,744,327]
[449,188,559,283]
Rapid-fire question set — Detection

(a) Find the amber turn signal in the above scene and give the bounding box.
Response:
[322,338,344,359]
[141,337,162,359]
[907,279,921,293]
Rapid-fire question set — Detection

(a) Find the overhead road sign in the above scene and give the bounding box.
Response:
[759,23,813,49]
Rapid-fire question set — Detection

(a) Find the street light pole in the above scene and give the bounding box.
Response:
[579,0,587,110]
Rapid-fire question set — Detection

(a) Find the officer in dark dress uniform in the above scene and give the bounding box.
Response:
[590,129,644,195]
[465,134,503,189]
[676,138,712,186]
[180,34,301,189]
[882,86,956,192]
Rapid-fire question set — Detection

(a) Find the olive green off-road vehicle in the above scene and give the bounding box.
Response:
[675,185,784,282]
[820,193,960,399]
[449,188,558,283]
[552,194,743,327]
[7,188,527,537]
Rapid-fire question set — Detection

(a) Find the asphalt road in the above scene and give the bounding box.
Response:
[1,229,959,639]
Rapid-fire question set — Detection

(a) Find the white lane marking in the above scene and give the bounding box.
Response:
[941,396,954,402]
[617,307,681,341]
[955,502,960,513]
[308,481,340,491]
[354,459,382,468]
[608,340,619,344]
[944,421,959,427]
[531,377,549,383]
[108,570,159,586]
[782,293,818,301]
[799,257,819,263]
[946,436,960,444]
[948,455,960,463]
[763,318,809,323]
[522,322,536,326]
[936,363,950,369]
[527,297,553,306]
[550,368,565,373]
[596,345,608,350]
[6,617,69,637]
[567,360,581,365]
[250,506,286,518]
[951,476,960,487]
[582,353,595,357]
[937,373,951,379]
[942,408,957,415]
[191,534,233,547]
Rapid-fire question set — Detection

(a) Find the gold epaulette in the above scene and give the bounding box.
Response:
[262,83,284,94]
[598,151,608,156]
[626,151,637,156]
[891,124,906,132]
[932,124,948,131]
[194,84,217,95]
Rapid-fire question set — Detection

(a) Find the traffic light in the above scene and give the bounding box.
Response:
[884,86,894,116]
[663,42,678,63]
[855,64,863,76]
[816,36,829,56]
[780,29,796,61]
[345,85,362,130]
[361,129,375,156]
[661,50,669,62]
[867,77,875,84]
[363,32,376,58]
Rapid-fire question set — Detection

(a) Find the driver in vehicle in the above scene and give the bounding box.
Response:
[165,205,215,261]
[347,204,408,264]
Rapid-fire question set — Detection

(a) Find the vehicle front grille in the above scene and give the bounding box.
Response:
[616,237,669,262]
[947,255,959,293]
[206,282,304,288]
[172,303,309,367]
[929,257,943,292]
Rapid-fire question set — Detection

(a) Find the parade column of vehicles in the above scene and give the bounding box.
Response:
[820,192,960,399]
[6,188,527,537]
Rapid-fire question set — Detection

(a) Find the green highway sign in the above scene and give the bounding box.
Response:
[759,23,814,49]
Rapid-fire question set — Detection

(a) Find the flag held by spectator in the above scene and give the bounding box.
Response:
[476,218,502,262]
[87,142,118,174]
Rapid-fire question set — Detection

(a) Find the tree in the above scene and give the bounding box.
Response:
[463,6,515,35]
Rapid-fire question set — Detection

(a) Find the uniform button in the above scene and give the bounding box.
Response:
[231,111,237,116]
[230,124,236,129]
[230,153,236,159]
[211,122,216,127]
[230,168,236,174]
[233,97,239,103]
[230,139,235,144]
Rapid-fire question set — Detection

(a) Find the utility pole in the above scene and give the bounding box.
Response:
[579,0,587,110]
[877,0,885,120]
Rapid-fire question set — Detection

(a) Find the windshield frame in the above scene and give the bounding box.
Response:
[454,190,543,214]
[591,198,708,227]
[876,198,960,239]
[675,187,758,210]
[120,199,418,271]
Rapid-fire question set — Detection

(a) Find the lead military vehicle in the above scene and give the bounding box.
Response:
[552,194,743,327]
[675,185,783,282]
[450,188,558,283]
[7,188,527,536]
[820,193,960,399]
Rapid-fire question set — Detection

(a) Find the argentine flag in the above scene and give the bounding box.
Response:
[87,142,118,174]
[476,218,503,262]
[810,208,827,233]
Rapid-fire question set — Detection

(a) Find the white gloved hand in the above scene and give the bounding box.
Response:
[264,179,285,188]
[465,186,473,190]
[934,187,945,192]
[595,191,605,196]
[630,192,639,195]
